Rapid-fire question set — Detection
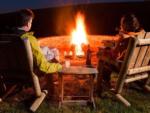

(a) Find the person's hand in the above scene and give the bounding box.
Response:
[57,63,63,71]
[117,51,126,60]
[114,60,123,70]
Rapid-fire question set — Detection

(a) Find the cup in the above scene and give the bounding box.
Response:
[65,60,70,68]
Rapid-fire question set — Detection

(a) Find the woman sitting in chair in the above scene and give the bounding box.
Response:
[97,13,145,91]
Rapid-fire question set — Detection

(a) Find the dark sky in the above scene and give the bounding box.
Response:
[0,0,144,14]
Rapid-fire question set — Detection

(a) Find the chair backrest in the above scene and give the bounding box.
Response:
[128,32,150,69]
[0,34,33,80]
[116,32,150,93]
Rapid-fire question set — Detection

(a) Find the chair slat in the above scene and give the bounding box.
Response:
[134,46,148,67]
[142,33,150,66]
[125,73,148,83]
[127,65,150,75]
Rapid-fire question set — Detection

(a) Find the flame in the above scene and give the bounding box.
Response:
[71,12,88,56]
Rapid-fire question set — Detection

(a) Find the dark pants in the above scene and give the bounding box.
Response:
[97,59,119,96]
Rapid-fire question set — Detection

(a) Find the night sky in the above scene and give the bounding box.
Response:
[0,0,144,14]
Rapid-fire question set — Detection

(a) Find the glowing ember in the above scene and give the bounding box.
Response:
[71,12,88,57]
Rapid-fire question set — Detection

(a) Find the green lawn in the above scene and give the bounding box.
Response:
[0,88,150,113]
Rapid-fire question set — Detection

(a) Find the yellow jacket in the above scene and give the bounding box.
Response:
[21,32,62,74]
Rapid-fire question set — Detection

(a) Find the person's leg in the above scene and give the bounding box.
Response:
[101,63,112,89]
[97,60,109,96]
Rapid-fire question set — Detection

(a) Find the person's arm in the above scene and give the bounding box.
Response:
[21,33,62,74]
[99,46,122,68]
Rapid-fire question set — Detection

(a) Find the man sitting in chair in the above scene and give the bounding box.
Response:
[8,9,62,74]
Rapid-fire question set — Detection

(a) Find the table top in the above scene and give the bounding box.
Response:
[58,66,98,75]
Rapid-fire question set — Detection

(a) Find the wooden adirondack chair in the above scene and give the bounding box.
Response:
[112,32,150,106]
[0,34,47,112]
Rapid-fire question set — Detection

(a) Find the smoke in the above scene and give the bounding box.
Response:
[54,6,75,35]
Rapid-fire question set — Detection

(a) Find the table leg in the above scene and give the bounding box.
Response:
[59,74,64,108]
[89,74,96,109]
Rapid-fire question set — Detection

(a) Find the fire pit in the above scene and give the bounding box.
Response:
[39,35,116,66]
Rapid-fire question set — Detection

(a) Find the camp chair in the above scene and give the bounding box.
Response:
[109,32,150,106]
[0,34,47,112]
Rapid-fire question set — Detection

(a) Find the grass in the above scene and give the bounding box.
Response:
[0,88,150,113]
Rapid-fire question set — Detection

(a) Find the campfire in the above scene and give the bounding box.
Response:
[39,12,117,66]
[71,12,89,57]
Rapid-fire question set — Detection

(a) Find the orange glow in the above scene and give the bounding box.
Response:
[71,12,88,57]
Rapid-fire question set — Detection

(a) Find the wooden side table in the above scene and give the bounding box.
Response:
[58,66,98,108]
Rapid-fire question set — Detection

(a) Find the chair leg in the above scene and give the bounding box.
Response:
[30,90,47,112]
[115,76,131,106]
[116,94,131,106]
[96,61,105,96]
[2,85,17,100]
[144,75,150,92]
[0,76,6,94]
[145,85,150,92]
